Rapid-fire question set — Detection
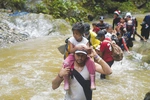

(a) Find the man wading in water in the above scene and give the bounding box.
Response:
[52,44,112,100]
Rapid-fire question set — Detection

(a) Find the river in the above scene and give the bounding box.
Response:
[0,13,150,100]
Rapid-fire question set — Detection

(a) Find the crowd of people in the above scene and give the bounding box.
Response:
[52,11,150,100]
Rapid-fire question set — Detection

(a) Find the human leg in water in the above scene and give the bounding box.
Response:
[100,61,114,79]
[63,54,74,90]
[86,57,96,90]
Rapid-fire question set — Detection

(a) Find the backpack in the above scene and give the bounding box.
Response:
[144,15,150,26]
[64,37,70,59]
[110,41,123,61]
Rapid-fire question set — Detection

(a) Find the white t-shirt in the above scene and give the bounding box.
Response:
[68,36,88,46]
[105,32,112,39]
[64,65,90,100]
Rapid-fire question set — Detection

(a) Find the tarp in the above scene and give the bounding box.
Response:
[9,11,28,16]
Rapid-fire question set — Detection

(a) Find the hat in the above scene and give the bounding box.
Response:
[99,16,104,21]
[75,44,88,55]
[84,23,90,35]
[96,30,105,39]
[75,50,87,55]
[114,10,120,16]
[125,12,132,18]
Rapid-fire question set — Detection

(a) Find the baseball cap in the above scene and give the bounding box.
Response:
[75,50,87,55]
[84,23,90,35]
[125,12,132,18]
[114,10,120,16]
[75,44,88,55]
[96,30,105,39]
[99,16,104,21]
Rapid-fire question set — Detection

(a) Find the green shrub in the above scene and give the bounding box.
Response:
[0,0,146,24]
[37,0,88,24]
[36,3,49,14]
[119,2,137,12]
[0,0,27,10]
[145,2,150,12]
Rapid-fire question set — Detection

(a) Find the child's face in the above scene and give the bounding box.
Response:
[73,30,82,42]
[117,34,122,39]
[120,18,125,23]
[92,25,96,28]
[107,27,113,33]
[126,16,131,21]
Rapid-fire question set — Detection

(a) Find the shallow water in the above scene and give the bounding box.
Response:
[0,13,150,100]
[0,34,150,100]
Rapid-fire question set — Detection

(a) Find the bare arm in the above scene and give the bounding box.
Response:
[52,67,70,90]
[91,48,112,74]
[99,51,103,57]
[68,41,77,53]
[95,59,112,75]
[122,38,130,53]
[69,41,90,53]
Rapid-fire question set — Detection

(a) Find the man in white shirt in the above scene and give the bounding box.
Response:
[52,44,112,100]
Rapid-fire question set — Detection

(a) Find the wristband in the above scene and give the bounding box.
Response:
[58,73,63,78]
[94,55,99,60]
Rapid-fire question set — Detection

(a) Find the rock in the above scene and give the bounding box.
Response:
[0,9,71,47]
[0,39,3,43]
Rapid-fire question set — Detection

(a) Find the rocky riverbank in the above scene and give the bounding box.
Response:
[0,10,28,47]
[0,9,71,48]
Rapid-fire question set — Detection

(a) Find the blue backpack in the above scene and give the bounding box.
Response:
[144,15,150,26]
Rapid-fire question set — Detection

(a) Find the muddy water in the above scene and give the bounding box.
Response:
[0,34,150,100]
[0,13,150,100]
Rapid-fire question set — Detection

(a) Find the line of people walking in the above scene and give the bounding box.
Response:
[52,11,150,100]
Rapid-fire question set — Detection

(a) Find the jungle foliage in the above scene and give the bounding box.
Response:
[0,0,26,10]
[0,0,149,24]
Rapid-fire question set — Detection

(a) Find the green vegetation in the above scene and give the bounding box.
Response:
[36,0,88,24]
[146,2,150,12]
[35,0,145,24]
[0,0,149,24]
[0,0,26,10]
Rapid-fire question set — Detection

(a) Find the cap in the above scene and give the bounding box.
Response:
[99,16,104,21]
[84,23,90,35]
[96,30,105,39]
[75,50,87,55]
[75,43,88,55]
[125,12,132,18]
[114,10,120,16]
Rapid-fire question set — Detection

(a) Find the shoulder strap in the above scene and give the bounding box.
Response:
[87,35,92,46]
[71,64,92,100]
